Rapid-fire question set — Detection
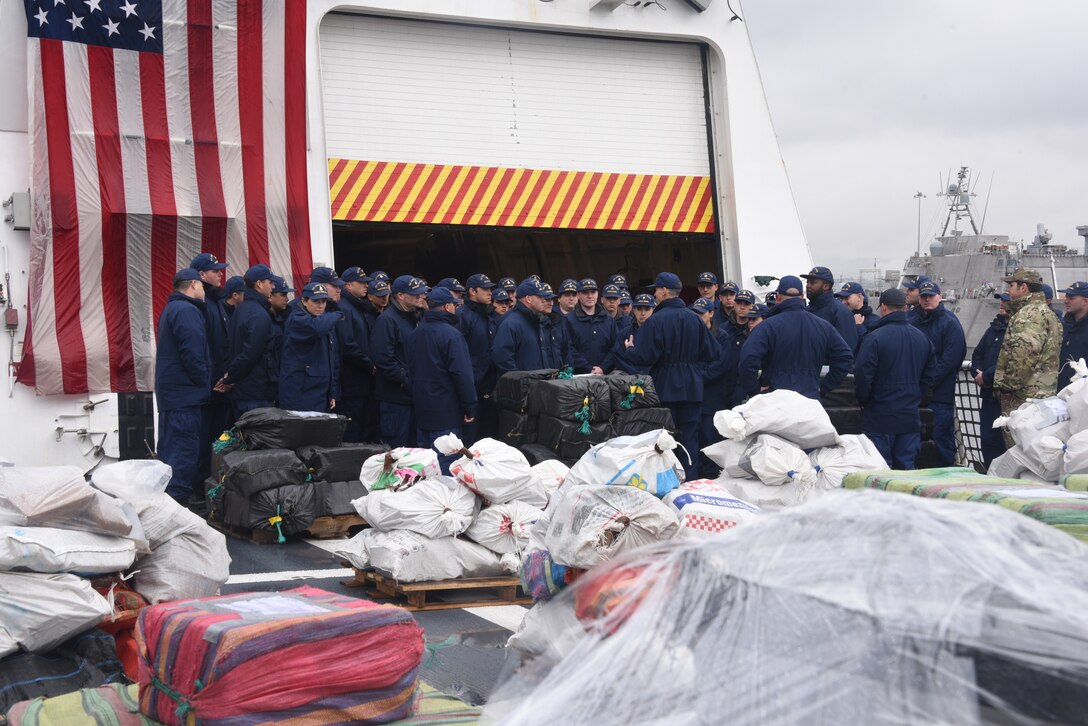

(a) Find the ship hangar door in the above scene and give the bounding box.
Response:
[318,14,719,290]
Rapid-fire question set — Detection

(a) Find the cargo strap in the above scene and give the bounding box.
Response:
[620,378,647,410]
[150,675,199,721]
[424,635,459,667]
[269,505,286,544]
[573,395,592,435]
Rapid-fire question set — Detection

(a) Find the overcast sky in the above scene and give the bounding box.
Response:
[741,0,1088,281]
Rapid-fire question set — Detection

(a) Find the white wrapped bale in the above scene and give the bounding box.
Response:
[993,397,1071,451]
[336,529,516,582]
[0,572,112,654]
[519,460,568,509]
[716,474,822,511]
[0,466,140,540]
[662,479,761,538]
[713,390,841,448]
[565,430,684,497]
[1063,429,1088,478]
[701,438,751,477]
[0,527,136,574]
[809,435,888,489]
[736,434,815,486]
[435,434,533,503]
[358,448,440,492]
[353,476,479,538]
[131,525,231,603]
[466,501,543,555]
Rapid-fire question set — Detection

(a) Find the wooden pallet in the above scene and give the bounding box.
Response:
[304,514,366,539]
[344,569,531,611]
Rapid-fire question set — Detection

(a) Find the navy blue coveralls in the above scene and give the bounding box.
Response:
[371,301,420,447]
[492,303,561,373]
[225,289,275,417]
[912,304,967,468]
[566,305,617,373]
[278,306,341,413]
[1060,312,1088,390]
[460,299,498,443]
[338,292,376,442]
[970,314,1009,468]
[807,291,858,353]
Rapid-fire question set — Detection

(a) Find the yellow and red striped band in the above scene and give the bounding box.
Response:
[327,159,715,233]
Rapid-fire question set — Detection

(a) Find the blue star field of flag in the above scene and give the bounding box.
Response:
[24,0,163,53]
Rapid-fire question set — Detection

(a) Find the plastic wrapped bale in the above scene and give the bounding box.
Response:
[519,502,583,602]
[714,390,841,449]
[808,435,888,489]
[716,473,821,511]
[0,467,142,541]
[1020,435,1067,482]
[0,631,126,714]
[536,415,611,462]
[90,459,171,502]
[610,407,674,437]
[544,485,679,569]
[358,448,440,492]
[993,397,1071,451]
[435,434,533,503]
[336,529,517,581]
[520,460,569,509]
[701,438,751,476]
[465,501,543,555]
[604,373,660,411]
[234,407,349,450]
[247,483,317,540]
[1064,429,1088,478]
[313,480,366,517]
[662,479,761,538]
[5,684,151,726]
[0,572,112,655]
[497,409,539,446]
[486,490,1088,726]
[296,443,389,482]
[136,586,424,726]
[565,430,685,497]
[353,476,479,538]
[734,434,816,486]
[1059,358,1088,431]
[528,376,612,423]
[0,527,136,574]
[494,369,560,412]
[218,449,309,497]
[130,524,231,604]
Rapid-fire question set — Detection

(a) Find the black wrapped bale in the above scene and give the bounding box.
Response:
[220,449,308,497]
[915,441,938,469]
[235,407,348,450]
[494,369,559,412]
[528,377,611,423]
[605,373,661,411]
[220,488,254,529]
[313,480,365,517]
[497,409,539,446]
[248,483,316,536]
[824,407,864,436]
[296,443,389,482]
[0,630,124,713]
[518,443,560,465]
[611,407,675,437]
[819,375,857,408]
[537,415,610,462]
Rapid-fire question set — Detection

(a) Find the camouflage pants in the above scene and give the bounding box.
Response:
[999,392,1027,450]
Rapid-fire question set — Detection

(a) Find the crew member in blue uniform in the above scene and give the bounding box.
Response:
[278,283,341,413]
[607,273,630,292]
[267,275,293,386]
[492,280,561,372]
[436,278,466,301]
[221,264,277,417]
[1042,283,1064,322]
[737,276,854,400]
[623,272,720,479]
[618,294,633,319]
[567,278,616,374]
[971,293,1009,467]
[498,277,517,305]
[713,280,740,328]
[691,297,738,477]
[853,289,935,469]
[835,281,878,349]
[601,284,632,340]
[540,283,573,371]
[222,275,245,314]
[460,273,497,443]
[371,275,427,447]
[911,280,967,467]
[189,252,230,484]
[155,269,211,505]
[491,288,513,323]
[613,293,655,374]
[730,290,756,336]
[801,266,858,351]
[696,272,719,302]
[406,286,478,473]
[556,279,579,315]
[1060,281,1088,389]
[337,266,377,442]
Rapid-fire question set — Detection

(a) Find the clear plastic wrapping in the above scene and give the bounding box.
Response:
[489,489,1088,725]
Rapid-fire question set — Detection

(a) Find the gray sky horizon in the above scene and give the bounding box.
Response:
[742,0,1088,282]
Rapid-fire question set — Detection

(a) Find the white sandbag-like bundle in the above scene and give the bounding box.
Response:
[564,430,685,498]
[0,571,112,656]
[353,476,479,538]
[735,434,815,486]
[434,434,533,503]
[809,435,888,489]
[1020,436,1067,483]
[358,448,440,492]
[701,438,750,477]
[131,526,231,603]
[717,474,820,511]
[1063,429,1088,478]
[987,448,1051,484]
[544,485,679,569]
[336,529,517,582]
[90,459,171,502]
[0,527,136,574]
[662,479,761,539]
[1059,359,1088,432]
[714,390,841,449]
[994,397,1071,451]
[466,501,543,555]
[520,460,569,509]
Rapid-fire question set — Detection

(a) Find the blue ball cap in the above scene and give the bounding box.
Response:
[902,276,929,290]
[370,271,390,283]
[619,295,633,306]
[492,288,511,303]
[1062,281,1088,297]
[697,271,719,285]
[776,275,804,296]
[302,282,331,300]
[607,273,629,288]
[918,280,942,296]
[310,267,344,287]
[748,303,770,319]
[392,275,427,295]
[340,266,371,284]
[174,267,201,284]
[633,293,656,308]
[801,266,835,284]
[498,277,516,292]
[559,279,578,294]
[427,286,457,306]
[244,264,273,284]
[690,297,713,313]
[538,283,557,300]
[369,279,391,296]
[437,277,466,293]
[271,275,295,294]
[465,273,495,289]
[601,284,623,299]
[577,278,599,292]
[189,252,227,272]
[1042,283,1054,300]
[734,289,757,304]
[834,281,865,298]
[719,280,740,294]
[515,280,542,299]
[649,272,682,290]
[223,276,245,297]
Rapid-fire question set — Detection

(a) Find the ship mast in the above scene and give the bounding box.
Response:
[939,166,980,236]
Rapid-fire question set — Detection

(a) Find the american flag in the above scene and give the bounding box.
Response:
[18,0,312,394]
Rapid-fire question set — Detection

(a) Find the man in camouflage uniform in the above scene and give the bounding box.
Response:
[994,268,1064,446]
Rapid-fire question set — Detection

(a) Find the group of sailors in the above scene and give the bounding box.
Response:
[154,252,1088,504]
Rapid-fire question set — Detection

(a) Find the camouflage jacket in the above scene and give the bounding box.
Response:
[994,292,1063,397]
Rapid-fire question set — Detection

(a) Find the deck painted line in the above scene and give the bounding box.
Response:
[226,568,354,585]
[303,537,355,555]
[463,605,529,632]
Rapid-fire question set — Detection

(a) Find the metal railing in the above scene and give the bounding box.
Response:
[954,363,986,472]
